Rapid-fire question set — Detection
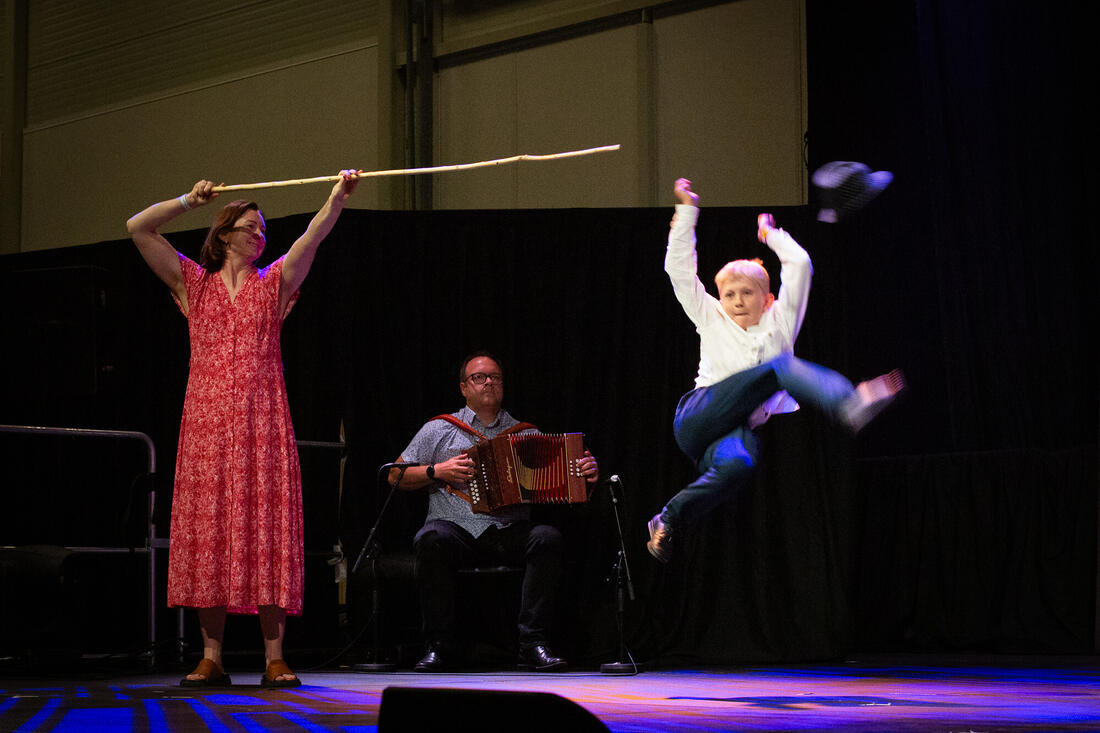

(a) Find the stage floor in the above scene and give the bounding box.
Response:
[2,654,1099,731]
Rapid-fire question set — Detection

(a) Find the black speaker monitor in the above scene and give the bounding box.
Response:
[378,686,610,732]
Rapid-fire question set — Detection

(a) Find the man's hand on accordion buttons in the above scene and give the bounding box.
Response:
[577,450,599,483]
[438,454,476,484]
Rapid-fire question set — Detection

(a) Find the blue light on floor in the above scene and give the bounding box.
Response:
[231,711,334,732]
[184,698,234,733]
[144,699,170,733]
[206,694,276,706]
[13,697,60,732]
[50,706,132,732]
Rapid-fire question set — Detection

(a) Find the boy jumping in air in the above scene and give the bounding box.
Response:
[647,178,904,563]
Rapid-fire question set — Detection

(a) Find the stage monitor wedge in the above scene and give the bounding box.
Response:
[379,686,610,732]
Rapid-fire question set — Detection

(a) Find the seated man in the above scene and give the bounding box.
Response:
[390,350,599,672]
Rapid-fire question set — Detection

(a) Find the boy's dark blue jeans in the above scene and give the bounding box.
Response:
[663,354,854,528]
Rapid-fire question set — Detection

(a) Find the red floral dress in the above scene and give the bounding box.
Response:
[166,254,304,615]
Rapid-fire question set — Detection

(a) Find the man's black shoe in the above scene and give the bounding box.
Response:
[646,513,673,563]
[517,644,567,672]
[414,647,448,673]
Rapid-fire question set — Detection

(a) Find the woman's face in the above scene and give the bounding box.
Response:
[224,209,267,263]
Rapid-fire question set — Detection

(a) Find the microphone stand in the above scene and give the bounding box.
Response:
[351,463,414,673]
[600,475,636,674]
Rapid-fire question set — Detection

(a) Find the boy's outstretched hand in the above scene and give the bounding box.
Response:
[674,178,700,207]
[757,213,776,243]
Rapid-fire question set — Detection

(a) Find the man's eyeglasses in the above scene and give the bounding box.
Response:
[465,372,503,385]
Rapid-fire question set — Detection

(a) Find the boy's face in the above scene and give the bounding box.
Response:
[718,276,774,329]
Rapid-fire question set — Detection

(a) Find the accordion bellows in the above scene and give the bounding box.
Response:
[465,433,588,514]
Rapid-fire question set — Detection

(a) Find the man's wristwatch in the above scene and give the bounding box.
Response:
[426,464,435,480]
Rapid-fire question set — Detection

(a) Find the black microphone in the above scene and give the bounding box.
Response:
[607,474,624,502]
[381,462,421,470]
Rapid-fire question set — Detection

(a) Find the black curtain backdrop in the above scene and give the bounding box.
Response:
[0,0,1095,664]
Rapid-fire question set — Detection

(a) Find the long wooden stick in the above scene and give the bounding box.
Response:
[212,144,621,193]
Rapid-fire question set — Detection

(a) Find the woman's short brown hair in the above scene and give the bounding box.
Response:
[200,199,261,271]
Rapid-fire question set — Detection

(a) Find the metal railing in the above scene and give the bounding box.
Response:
[0,423,160,666]
[2,425,348,668]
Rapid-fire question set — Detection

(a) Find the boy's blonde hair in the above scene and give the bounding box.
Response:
[714,258,770,293]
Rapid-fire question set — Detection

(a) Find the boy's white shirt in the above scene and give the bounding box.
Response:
[664,204,813,427]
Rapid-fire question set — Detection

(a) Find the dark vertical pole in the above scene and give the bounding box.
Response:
[377,0,406,209]
[404,0,417,209]
[635,8,657,206]
[1,0,28,253]
[407,0,433,210]
[415,1,433,210]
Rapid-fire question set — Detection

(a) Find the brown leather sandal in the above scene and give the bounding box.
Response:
[260,658,302,689]
[180,658,232,688]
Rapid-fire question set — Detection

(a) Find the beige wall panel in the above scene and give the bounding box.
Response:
[434,0,804,210]
[655,0,806,206]
[26,0,377,126]
[436,0,651,56]
[513,28,646,208]
[434,52,520,208]
[434,25,643,209]
[22,47,378,252]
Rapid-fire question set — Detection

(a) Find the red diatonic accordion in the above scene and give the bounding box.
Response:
[465,433,588,515]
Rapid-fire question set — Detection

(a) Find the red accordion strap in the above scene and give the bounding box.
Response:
[427,414,539,504]
[428,414,538,439]
[429,414,487,440]
[501,422,539,436]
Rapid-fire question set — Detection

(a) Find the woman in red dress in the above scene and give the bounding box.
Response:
[127,171,359,688]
